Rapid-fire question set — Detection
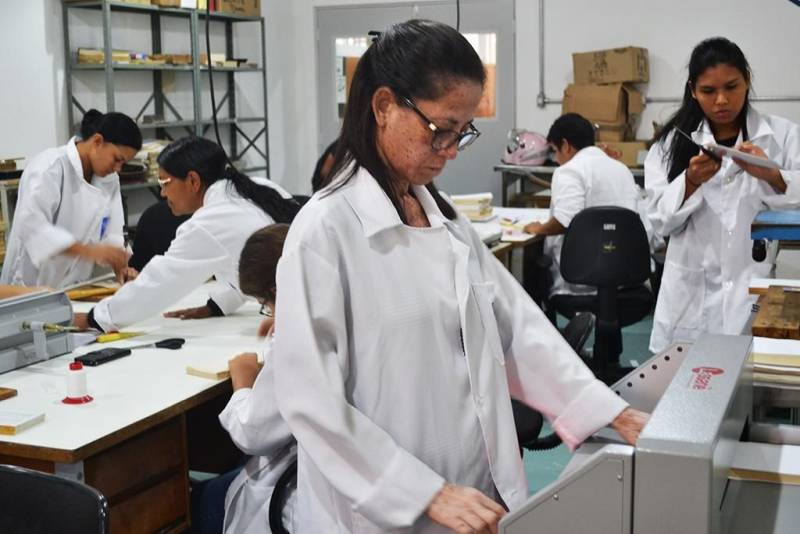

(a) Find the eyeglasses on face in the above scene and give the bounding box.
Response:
[400,96,481,152]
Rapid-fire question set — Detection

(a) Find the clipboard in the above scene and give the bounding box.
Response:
[704,143,783,170]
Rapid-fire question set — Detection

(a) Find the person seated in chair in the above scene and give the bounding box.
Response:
[191,224,296,534]
[525,113,640,297]
[128,200,191,271]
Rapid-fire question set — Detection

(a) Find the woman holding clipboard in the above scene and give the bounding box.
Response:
[645,37,800,353]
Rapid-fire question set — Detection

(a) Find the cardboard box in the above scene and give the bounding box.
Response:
[118,0,152,5]
[598,141,648,167]
[562,83,644,141]
[216,0,260,17]
[573,46,648,85]
[152,0,180,6]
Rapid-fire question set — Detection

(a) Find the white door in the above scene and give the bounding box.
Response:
[316,0,515,199]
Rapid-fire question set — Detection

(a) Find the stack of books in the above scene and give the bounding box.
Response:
[450,193,494,222]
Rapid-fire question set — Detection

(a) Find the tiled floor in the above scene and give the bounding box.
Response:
[522,314,654,494]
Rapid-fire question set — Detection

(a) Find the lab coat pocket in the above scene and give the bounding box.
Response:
[471,282,506,365]
[655,261,705,337]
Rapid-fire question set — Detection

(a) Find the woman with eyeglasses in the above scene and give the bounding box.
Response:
[272,20,647,533]
[75,136,299,333]
[645,38,800,354]
[1,109,140,288]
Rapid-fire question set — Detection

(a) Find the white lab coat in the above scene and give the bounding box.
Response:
[92,177,292,332]
[645,109,800,353]
[1,138,124,288]
[545,146,640,296]
[219,335,296,534]
[272,167,629,533]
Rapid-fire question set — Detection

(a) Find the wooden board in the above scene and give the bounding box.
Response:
[752,286,800,340]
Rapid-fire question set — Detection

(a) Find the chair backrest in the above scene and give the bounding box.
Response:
[560,206,650,288]
[0,464,108,534]
[560,312,595,357]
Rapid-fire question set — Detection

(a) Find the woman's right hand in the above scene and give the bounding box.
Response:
[74,243,129,274]
[685,152,721,186]
[229,352,261,391]
[426,483,506,534]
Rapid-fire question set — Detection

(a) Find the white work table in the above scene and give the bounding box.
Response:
[0,284,263,533]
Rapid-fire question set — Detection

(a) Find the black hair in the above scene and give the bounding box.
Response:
[327,19,486,223]
[79,109,143,151]
[547,113,595,152]
[656,37,752,182]
[311,139,338,193]
[239,224,290,305]
[157,137,300,224]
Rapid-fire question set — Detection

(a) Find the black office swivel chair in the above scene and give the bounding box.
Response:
[549,206,653,384]
[0,464,109,534]
[511,311,596,452]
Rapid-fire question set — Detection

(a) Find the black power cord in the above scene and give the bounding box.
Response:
[205,2,237,169]
[456,0,461,31]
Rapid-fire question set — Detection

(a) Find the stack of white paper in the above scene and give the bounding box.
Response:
[450,193,494,222]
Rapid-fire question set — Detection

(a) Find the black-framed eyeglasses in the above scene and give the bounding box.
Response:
[400,96,481,152]
[259,303,273,317]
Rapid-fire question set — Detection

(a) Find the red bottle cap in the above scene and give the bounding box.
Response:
[69,361,83,371]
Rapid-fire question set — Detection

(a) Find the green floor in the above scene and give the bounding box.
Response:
[523,313,654,494]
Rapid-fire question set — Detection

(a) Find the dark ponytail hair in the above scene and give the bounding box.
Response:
[656,37,752,182]
[80,109,143,151]
[157,136,300,224]
[327,19,486,222]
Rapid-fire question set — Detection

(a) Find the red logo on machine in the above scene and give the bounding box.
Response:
[689,367,725,390]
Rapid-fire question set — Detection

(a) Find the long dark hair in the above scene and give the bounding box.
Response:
[656,37,752,182]
[327,19,486,222]
[80,109,143,151]
[157,137,299,224]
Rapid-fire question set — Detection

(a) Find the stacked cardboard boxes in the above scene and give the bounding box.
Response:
[562,46,648,143]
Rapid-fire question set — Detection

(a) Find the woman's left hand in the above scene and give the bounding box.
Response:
[610,407,650,445]
[163,305,213,320]
[733,142,785,186]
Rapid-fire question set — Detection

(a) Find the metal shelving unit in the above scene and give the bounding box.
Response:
[62,0,269,175]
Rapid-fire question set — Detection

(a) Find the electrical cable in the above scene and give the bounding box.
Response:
[456,0,461,31]
[205,2,237,169]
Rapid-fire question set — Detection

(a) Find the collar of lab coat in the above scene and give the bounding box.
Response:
[568,145,605,164]
[65,137,86,183]
[340,166,451,238]
[66,136,120,189]
[693,107,775,144]
[203,179,228,206]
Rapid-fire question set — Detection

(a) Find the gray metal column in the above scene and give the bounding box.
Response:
[151,13,165,140]
[225,21,237,159]
[259,17,269,177]
[102,0,115,111]
[62,1,74,136]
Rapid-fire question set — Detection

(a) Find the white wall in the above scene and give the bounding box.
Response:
[0,0,68,159]
[3,0,800,196]
[515,0,800,151]
[265,0,800,194]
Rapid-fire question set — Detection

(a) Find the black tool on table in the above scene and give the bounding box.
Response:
[74,338,186,366]
[126,338,186,351]
[674,127,723,163]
